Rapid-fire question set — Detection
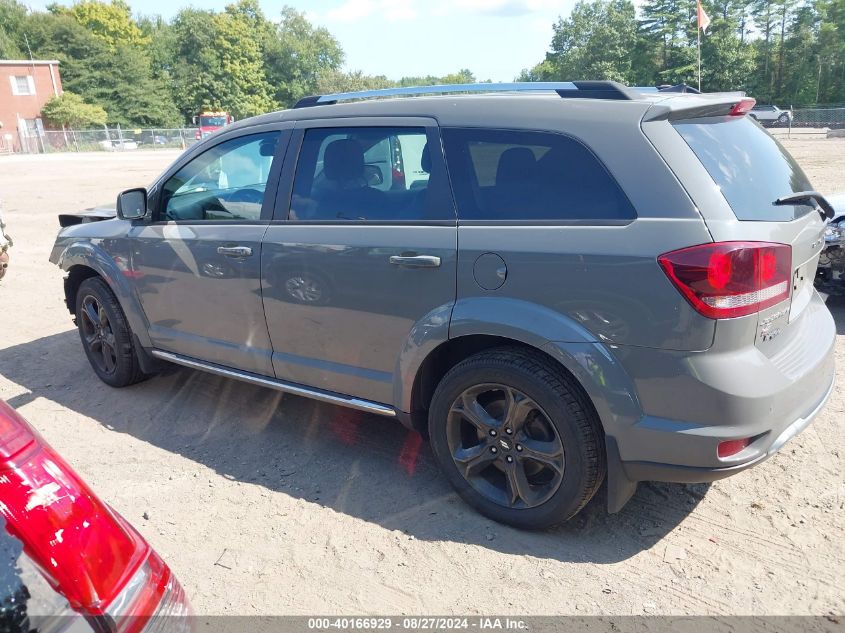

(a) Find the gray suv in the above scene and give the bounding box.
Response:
[50,81,839,529]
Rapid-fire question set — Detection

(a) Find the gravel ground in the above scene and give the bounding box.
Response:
[0,139,843,616]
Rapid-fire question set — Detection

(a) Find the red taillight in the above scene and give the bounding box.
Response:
[391,168,406,189]
[718,437,752,458]
[729,98,756,116]
[658,242,791,319]
[106,549,192,633]
[0,402,36,459]
[0,401,191,630]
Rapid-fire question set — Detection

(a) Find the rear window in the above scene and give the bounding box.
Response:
[442,128,636,222]
[673,117,813,222]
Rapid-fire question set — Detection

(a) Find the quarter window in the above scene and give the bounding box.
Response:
[289,126,452,222]
[442,128,636,222]
[161,132,280,221]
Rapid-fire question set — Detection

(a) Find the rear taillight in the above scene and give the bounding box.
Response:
[729,98,756,116]
[658,242,791,319]
[106,550,192,633]
[0,401,191,631]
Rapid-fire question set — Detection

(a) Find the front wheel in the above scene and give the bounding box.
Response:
[76,277,149,387]
[778,113,790,125]
[428,348,606,529]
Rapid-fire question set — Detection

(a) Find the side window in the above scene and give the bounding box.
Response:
[161,132,280,221]
[289,126,452,222]
[442,128,636,222]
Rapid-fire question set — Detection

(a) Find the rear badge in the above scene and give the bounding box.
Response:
[759,308,788,343]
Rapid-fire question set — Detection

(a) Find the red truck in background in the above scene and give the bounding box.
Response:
[193,111,234,140]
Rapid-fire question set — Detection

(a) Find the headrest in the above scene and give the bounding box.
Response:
[496,147,536,184]
[421,143,431,174]
[324,139,365,182]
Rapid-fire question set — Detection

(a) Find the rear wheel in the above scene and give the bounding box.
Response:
[428,347,606,529]
[75,277,149,387]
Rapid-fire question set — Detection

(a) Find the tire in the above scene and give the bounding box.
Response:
[428,347,606,529]
[75,277,149,387]
[778,113,790,125]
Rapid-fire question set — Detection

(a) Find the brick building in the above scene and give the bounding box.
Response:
[0,59,62,153]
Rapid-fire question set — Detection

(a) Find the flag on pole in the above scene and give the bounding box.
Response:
[697,0,711,33]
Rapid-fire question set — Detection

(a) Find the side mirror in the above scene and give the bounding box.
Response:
[117,188,148,220]
[192,116,198,125]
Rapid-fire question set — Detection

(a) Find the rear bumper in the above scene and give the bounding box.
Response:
[620,372,835,484]
[607,291,835,471]
[566,290,837,511]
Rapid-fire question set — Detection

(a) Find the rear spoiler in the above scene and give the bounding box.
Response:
[642,93,754,122]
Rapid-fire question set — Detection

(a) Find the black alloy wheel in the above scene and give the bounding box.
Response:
[79,294,118,376]
[446,383,565,509]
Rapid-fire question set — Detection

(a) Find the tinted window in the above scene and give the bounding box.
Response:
[673,117,813,221]
[442,128,635,222]
[161,132,280,221]
[290,127,452,222]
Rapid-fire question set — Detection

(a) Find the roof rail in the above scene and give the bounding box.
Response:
[293,80,638,108]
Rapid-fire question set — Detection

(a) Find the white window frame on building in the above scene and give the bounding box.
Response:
[9,75,36,96]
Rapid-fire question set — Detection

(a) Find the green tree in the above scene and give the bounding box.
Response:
[25,10,180,126]
[541,0,641,83]
[698,0,757,91]
[315,69,394,94]
[264,6,344,107]
[50,0,149,48]
[640,0,696,82]
[169,1,275,119]
[0,0,27,58]
[41,91,108,127]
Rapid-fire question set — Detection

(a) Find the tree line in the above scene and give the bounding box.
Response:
[519,0,845,106]
[2,0,842,129]
[0,0,479,128]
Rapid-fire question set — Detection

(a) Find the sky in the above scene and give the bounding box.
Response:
[23,0,579,81]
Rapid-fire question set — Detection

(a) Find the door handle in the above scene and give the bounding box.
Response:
[389,255,441,268]
[217,246,253,258]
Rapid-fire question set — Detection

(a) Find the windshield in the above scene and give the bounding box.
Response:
[673,116,813,221]
[199,116,227,127]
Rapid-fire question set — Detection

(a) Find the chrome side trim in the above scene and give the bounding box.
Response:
[151,350,397,417]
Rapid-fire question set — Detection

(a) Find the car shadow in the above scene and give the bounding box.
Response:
[0,329,714,564]
[824,294,845,334]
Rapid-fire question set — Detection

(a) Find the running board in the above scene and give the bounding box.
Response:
[151,350,397,417]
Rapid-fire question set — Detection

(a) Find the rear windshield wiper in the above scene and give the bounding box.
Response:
[774,191,834,221]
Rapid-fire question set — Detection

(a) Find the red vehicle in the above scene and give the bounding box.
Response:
[193,111,234,140]
[0,400,192,632]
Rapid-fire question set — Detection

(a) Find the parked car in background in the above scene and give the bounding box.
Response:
[50,81,837,529]
[750,104,793,126]
[0,400,192,631]
[98,139,139,152]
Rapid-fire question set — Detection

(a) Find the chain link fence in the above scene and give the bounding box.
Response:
[14,126,200,154]
[792,107,845,130]
[765,107,845,139]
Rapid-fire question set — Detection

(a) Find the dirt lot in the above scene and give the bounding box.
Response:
[1,140,844,616]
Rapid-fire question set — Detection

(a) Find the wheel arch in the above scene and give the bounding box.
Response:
[58,244,153,350]
[402,333,637,439]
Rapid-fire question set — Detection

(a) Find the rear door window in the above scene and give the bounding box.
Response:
[672,117,814,222]
[289,126,453,222]
[442,128,636,222]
